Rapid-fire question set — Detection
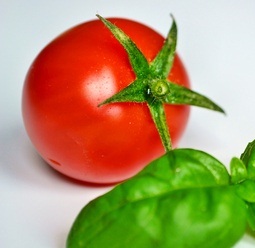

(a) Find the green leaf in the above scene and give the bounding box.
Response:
[140,149,230,187]
[240,140,255,179]
[234,139,255,232]
[235,180,255,203]
[230,157,247,184]
[247,202,255,231]
[66,149,247,248]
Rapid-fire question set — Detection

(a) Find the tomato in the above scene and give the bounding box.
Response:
[22,17,190,184]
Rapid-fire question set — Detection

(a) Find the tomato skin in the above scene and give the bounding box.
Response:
[22,18,190,184]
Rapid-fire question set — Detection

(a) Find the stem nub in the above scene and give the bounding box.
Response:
[150,80,170,98]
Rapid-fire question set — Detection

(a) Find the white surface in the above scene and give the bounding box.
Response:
[1,0,255,247]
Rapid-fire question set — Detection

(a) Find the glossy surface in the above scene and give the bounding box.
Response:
[2,1,255,247]
[67,149,248,247]
[22,18,190,183]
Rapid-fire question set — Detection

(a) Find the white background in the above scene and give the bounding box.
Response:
[1,1,255,247]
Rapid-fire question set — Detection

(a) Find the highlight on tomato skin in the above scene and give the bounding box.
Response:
[22,17,191,184]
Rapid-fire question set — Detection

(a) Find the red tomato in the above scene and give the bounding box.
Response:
[22,18,190,184]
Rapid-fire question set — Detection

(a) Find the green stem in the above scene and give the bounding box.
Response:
[97,14,225,152]
[147,100,172,151]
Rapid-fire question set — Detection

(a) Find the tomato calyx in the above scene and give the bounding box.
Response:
[97,14,225,152]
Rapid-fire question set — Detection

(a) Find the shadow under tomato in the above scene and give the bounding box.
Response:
[0,124,116,189]
[27,145,119,188]
[40,155,120,188]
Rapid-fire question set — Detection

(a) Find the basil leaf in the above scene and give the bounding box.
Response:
[247,202,255,231]
[140,148,230,188]
[67,187,246,248]
[240,140,255,179]
[235,139,255,232]
[230,157,247,184]
[67,149,246,248]
[235,180,255,203]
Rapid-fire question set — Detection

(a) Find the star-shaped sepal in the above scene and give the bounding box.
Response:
[97,14,224,151]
